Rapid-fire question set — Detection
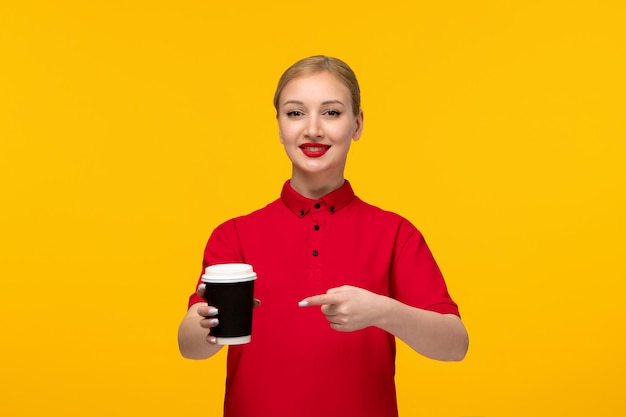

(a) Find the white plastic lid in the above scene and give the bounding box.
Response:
[201,263,257,283]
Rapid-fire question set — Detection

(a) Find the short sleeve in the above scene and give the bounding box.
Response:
[187,219,245,308]
[389,220,460,317]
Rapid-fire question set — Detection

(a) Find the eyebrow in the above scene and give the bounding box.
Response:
[282,99,345,107]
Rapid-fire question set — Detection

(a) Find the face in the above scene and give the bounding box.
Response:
[277,71,363,179]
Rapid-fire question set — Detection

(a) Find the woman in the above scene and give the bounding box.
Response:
[178,55,468,417]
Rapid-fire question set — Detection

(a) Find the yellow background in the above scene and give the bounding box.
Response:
[1,1,625,416]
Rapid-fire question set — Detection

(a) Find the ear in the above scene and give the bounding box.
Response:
[352,110,364,141]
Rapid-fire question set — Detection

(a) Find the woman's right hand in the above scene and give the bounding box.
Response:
[193,284,261,344]
[195,284,220,343]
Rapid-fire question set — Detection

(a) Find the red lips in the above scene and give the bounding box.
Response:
[299,143,330,158]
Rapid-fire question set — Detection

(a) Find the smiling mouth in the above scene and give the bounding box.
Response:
[299,144,331,157]
[300,145,330,152]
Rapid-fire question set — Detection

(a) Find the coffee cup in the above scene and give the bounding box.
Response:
[201,263,257,345]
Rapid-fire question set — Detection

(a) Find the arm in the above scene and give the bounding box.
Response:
[375,295,468,361]
[178,221,241,359]
[300,285,468,361]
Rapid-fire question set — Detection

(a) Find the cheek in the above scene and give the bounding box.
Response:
[278,126,287,144]
[278,125,299,144]
[329,125,355,143]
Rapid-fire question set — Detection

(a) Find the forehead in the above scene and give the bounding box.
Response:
[280,72,350,103]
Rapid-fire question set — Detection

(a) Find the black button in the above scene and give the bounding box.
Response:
[299,210,305,216]
[312,250,318,256]
[313,225,320,231]
[330,206,335,213]
[314,203,321,209]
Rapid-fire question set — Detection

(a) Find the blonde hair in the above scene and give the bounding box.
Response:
[273,55,361,117]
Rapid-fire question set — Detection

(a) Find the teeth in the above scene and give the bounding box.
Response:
[302,147,328,151]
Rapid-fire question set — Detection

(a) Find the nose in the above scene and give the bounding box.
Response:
[304,115,323,139]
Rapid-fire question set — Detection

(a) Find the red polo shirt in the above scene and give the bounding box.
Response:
[188,180,459,417]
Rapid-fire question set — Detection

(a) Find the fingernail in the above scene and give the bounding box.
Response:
[208,308,218,315]
[298,300,309,307]
[210,318,219,325]
[198,283,206,291]
[209,337,217,344]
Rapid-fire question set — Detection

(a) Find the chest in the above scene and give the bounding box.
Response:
[236,209,397,302]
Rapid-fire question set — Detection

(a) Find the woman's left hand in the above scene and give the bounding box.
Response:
[299,285,387,332]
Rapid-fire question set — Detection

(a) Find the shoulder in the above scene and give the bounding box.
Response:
[353,197,417,228]
[214,198,283,230]
[355,197,424,244]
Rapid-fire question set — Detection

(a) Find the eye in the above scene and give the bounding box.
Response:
[325,110,342,117]
[286,110,303,118]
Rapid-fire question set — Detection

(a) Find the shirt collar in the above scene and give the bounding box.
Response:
[281,179,356,217]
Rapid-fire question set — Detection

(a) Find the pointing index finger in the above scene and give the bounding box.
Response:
[298,293,337,307]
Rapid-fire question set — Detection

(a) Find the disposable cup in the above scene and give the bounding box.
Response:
[201,263,257,345]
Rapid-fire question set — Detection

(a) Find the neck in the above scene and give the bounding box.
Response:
[289,170,345,199]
